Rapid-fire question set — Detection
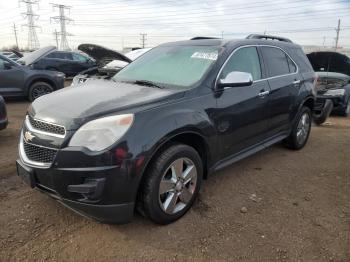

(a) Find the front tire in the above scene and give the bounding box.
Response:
[341,98,350,117]
[28,81,54,102]
[284,106,312,150]
[139,144,203,224]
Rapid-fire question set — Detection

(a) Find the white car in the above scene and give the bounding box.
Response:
[72,44,150,85]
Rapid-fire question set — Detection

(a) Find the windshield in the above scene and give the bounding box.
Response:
[113,45,219,88]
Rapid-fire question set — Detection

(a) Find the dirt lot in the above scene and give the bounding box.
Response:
[0,100,349,262]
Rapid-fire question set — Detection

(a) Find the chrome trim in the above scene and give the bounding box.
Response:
[293,80,301,85]
[19,131,52,169]
[25,115,66,138]
[215,44,299,89]
[258,91,270,97]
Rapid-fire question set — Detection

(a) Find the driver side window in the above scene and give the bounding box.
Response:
[220,47,262,81]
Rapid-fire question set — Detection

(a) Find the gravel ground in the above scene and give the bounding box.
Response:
[0,100,349,262]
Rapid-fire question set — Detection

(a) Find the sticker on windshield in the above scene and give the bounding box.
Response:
[191,52,218,61]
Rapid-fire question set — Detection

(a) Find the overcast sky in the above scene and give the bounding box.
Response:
[0,0,350,50]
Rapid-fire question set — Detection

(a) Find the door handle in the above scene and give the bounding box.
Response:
[293,80,301,85]
[258,90,270,97]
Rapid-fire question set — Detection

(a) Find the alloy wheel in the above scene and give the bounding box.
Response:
[158,157,197,215]
[296,112,311,145]
[32,85,52,100]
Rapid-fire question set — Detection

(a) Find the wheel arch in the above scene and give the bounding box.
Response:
[25,77,57,95]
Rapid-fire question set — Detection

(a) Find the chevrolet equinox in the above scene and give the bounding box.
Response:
[17,35,316,224]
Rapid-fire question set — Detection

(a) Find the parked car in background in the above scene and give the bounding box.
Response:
[72,44,150,85]
[0,95,8,130]
[314,71,350,118]
[1,47,65,101]
[17,35,316,224]
[24,50,96,77]
[307,52,350,117]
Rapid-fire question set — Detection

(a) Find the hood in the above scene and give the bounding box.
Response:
[18,46,56,66]
[30,79,183,130]
[78,44,132,66]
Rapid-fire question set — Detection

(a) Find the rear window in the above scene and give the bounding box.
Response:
[46,52,72,60]
[261,47,291,77]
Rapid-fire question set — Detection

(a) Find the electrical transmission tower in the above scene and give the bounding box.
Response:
[20,0,40,50]
[334,19,341,51]
[140,33,147,48]
[51,4,73,51]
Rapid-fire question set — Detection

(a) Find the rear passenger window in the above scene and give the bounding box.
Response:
[220,46,262,81]
[287,56,297,73]
[261,47,290,77]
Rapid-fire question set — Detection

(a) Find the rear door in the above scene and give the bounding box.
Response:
[215,46,271,158]
[260,46,301,136]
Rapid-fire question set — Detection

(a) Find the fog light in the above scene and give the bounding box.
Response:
[67,178,105,201]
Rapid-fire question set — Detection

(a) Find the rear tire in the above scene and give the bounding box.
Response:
[139,143,203,224]
[284,106,312,150]
[28,81,54,102]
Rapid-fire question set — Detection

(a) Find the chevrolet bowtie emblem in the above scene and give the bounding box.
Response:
[24,131,35,142]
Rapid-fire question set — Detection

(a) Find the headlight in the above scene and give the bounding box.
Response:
[69,114,134,151]
[324,89,345,96]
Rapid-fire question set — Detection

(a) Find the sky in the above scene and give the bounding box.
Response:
[0,0,350,51]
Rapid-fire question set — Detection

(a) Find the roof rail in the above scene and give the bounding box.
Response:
[246,34,293,43]
[190,37,220,40]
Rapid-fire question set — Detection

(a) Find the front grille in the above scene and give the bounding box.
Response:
[28,115,65,136]
[23,140,57,164]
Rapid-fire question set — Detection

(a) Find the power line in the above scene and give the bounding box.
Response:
[140,33,147,48]
[50,3,73,51]
[13,23,19,48]
[20,0,40,50]
[335,19,341,51]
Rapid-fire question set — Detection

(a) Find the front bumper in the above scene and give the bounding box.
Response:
[16,157,136,224]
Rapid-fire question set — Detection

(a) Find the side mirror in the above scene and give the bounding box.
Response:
[218,71,253,88]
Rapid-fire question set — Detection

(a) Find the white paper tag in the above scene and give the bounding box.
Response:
[191,52,218,61]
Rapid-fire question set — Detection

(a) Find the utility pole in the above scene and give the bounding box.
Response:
[53,29,59,48]
[13,23,19,49]
[335,19,341,51]
[140,33,147,48]
[51,4,73,51]
[221,31,224,39]
[322,36,326,48]
[20,0,40,50]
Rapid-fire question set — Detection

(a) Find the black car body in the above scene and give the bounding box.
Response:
[1,47,65,101]
[0,95,8,130]
[17,35,316,224]
[30,50,96,77]
[307,52,350,116]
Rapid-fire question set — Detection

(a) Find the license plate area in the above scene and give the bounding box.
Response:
[16,160,35,188]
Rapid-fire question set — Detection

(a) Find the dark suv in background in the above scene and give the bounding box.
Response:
[32,51,96,77]
[17,35,316,224]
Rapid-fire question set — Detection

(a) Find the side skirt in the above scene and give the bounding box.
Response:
[210,132,289,173]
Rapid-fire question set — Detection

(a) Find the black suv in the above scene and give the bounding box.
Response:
[32,51,96,77]
[17,35,316,224]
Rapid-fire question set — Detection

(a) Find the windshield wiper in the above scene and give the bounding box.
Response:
[133,80,164,89]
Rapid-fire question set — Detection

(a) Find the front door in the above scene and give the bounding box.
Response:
[214,46,270,159]
[0,57,25,96]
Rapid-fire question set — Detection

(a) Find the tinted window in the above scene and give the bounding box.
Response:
[262,47,290,77]
[72,53,88,62]
[307,52,330,72]
[46,52,72,60]
[220,47,261,81]
[287,56,297,73]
